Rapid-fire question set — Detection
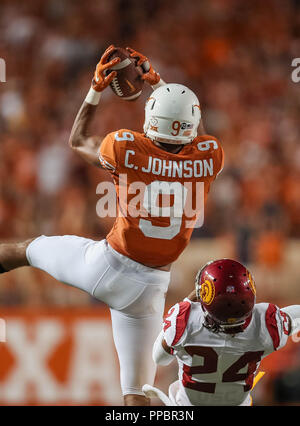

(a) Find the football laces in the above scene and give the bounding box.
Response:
[111,77,123,97]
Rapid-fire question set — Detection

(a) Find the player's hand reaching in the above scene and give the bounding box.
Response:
[126,47,160,86]
[92,45,121,92]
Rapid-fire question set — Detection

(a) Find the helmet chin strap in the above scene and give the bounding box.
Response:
[155,139,190,145]
[152,140,184,154]
[219,320,246,328]
[203,310,246,333]
[146,132,193,145]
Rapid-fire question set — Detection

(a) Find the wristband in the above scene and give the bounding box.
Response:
[151,78,166,91]
[85,87,101,105]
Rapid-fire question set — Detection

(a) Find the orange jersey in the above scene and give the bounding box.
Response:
[99,130,224,266]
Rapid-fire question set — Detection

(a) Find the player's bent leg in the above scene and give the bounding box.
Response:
[0,238,35,272]
[25,235,111,294]
[24,236,171,406]
[25,236,159,308]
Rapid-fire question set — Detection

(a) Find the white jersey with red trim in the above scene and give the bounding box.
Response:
[162,299,290,406]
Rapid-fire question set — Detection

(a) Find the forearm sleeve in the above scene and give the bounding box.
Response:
[152,330,174,366]
[281,305,300,334]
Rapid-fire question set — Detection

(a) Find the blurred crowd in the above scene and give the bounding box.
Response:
[0,0,300,306]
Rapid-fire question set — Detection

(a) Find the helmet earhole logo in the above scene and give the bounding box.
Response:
[199,280,215,305]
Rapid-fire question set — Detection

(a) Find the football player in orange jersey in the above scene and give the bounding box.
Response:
[0,45,224,406]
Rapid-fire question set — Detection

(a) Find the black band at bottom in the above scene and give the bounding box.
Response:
[0,264,7,274]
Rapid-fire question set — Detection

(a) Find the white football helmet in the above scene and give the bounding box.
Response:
[144,83,201,145]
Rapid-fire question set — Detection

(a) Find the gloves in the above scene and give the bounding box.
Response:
[126,47,160,86]
[92,45,121,92]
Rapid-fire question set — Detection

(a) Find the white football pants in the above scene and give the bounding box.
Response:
[26,235,171,396]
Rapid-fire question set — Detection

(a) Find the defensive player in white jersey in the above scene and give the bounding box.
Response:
[0,45,224,406]
[144,259,300,406]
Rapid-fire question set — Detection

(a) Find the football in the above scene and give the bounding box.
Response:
[106,47,144,101]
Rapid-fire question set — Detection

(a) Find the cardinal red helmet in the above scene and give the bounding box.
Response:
[195,259,256,331]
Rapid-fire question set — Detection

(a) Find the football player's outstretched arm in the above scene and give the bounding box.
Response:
[69,45,120,168]
[152,330,174,366]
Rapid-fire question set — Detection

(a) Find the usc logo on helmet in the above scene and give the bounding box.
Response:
[199,279,215,305]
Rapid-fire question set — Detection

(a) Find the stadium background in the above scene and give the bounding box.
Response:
[0,0,300,405]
